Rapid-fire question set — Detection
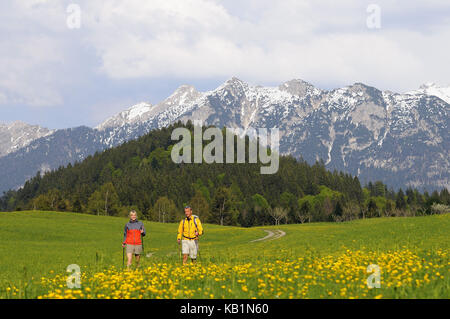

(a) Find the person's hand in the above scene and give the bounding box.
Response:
[195,231,199,237]
[177,239,181,244]
[140,229,144,234]
[122,243,126,248]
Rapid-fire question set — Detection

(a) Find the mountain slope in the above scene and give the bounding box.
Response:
[95,102,153,131]
[407,82,450,104]
[0,126,107,192]
[98,78,448,190]
[0,79,448,193]
[0,121,53,158]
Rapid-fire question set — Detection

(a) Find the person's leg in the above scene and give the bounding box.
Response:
[135,245,142,267]
[192,240,199,264]
[181,240,189,265]
[135,254,140,267]
[126,245,134,269]
[126,253,133,269]
[189,240,197,264]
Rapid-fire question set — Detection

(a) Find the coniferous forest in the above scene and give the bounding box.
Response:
[1,122,449,226]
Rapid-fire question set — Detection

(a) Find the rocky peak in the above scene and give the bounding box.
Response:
[164,84,201,106]
[0,121,53,158]
[279,79,320,96]
[95,102,153,131]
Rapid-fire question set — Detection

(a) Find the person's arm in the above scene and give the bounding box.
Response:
[197,219,203,236]
[123,224,128,244]
[177,220,183,241]
[141,222,146,237]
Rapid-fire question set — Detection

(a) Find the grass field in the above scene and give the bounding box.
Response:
[0,211,448,299]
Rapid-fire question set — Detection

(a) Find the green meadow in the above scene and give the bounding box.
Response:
[0,211,448,299]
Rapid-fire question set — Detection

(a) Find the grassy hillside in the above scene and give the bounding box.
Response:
[8,122,445,229]
[0,211,448,299]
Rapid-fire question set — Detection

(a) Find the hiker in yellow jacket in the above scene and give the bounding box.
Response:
[177,206,203,264]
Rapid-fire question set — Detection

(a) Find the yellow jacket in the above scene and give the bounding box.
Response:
[177,215,203,240]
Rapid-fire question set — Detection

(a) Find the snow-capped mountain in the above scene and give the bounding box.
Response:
[96,102,153,131]
[407,83,450,104]
[0,126,108,192]
[0,121,53,158]
[0,78,448,193]
[95,77,450,191]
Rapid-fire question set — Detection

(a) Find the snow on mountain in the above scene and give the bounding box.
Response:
[0,126,107,191]
[407,82,450,104]
[1,77,448,194]
[96,102,153,131]
[279,79,324,97]
[0,121,53,158]
[95,78,323,133]
[96,85,204,134]
[150,84,205,128]
[90,77,450,191]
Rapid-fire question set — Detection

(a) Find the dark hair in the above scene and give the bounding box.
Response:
[184,206,191,210]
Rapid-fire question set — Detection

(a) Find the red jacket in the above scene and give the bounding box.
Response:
[123,219,146,245]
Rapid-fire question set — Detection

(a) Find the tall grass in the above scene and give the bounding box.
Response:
[0,211,448,298]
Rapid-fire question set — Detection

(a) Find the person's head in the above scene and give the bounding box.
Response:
[129,210,137,221]
[184,206,192,219]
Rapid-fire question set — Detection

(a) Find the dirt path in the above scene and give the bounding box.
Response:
[162,229,287,256]
[250,229,286,242]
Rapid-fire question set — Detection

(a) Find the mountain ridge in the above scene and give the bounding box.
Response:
[0,78,448,193]
[0,121,53,158]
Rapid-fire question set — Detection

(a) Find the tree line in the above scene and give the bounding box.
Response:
[1,122,449,226]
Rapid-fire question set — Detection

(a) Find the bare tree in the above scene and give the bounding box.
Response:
[296,212,308,224]
[219,200,226,226]
[342,202,360,221]
[104,189,109,216]
[297,201,312,223]
[430,203,450,215]
[156,200,167,222]
[153,196,177,223]
[268,207,288,226]
[212,187,232,226]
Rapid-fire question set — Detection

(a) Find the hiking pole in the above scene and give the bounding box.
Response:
[196,239,201,262]
[122,245,125,269]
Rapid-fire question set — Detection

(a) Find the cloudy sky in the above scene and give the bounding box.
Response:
[1,0,449,129]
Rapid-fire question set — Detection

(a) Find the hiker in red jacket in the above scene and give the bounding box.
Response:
[122,210,146,269]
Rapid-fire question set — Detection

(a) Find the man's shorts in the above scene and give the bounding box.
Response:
[182,239,198,259]
[126,244,143,255]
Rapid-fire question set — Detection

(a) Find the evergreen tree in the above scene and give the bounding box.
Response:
[396,189,407,210]
[0,122,435,226]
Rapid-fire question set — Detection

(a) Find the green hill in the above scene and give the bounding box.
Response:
[0,211,448,299]
[3,123,448,227]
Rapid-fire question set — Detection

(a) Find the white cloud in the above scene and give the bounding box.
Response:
[0,1,67,107]
[0,0,449,111]
[0,34,66,106]
[80,0,450,91]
